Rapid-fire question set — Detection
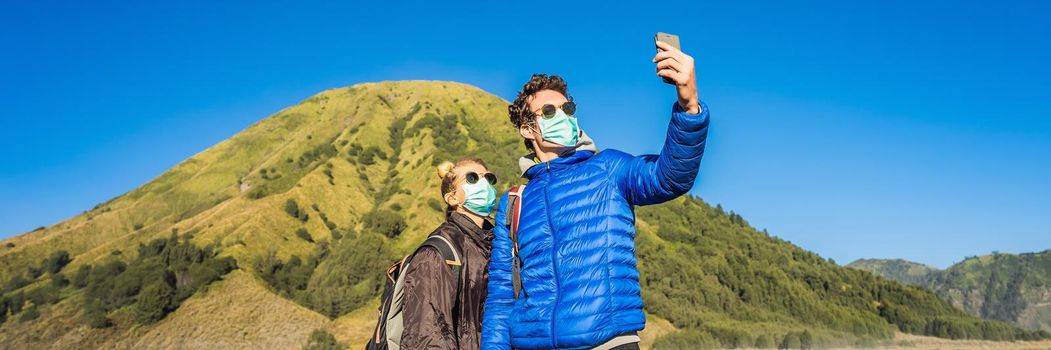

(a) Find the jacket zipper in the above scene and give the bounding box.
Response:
[542,169,561,349]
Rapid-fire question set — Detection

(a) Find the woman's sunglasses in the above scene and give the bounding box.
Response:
[464,171,498,185]
[533,101,576,119]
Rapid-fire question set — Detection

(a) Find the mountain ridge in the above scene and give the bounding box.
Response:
[848,250,1051,332]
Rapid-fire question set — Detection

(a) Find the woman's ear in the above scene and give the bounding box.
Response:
[444,191,459,207]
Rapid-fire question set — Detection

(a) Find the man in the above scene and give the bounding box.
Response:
[482,40,710,349]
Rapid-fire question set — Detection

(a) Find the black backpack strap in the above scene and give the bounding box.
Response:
[419,235,462,293]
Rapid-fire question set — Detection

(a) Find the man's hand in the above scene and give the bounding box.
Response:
[653,41,700,114]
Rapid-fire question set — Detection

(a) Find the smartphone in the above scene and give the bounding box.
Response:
[655,32,681,84]
[655,32,681,52]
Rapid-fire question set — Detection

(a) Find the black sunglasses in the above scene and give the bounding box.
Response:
[532,101,577,119]
[464,171,498,185]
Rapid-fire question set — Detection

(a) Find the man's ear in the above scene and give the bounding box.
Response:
[519,124,537,141]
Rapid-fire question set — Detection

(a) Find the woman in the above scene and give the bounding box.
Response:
[401,158,496,349]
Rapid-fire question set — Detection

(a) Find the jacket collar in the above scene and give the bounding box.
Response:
[448,211,494,248]
[519,130,598,179]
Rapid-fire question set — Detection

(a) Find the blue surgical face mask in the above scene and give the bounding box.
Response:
[461,178,496,216]
[537,109,580,147]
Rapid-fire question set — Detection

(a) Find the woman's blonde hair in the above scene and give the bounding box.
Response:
[436,157,489,217]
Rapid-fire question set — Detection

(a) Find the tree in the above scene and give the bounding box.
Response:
[83,300,112,328]
[0,297,8,323]
[779,332,801,349]
[43,250,72,274]
[51,273,69,288]
[27,265,43,279]
[296,228,315,243]
[134,281,175,324]
[19,305,39,322]
[800,330,814,349]
[361,209,407,238]
[8,291,24,313]
[72,265,92,288]
[4,274,29,293]
[653,330,720,349]
[303,328,346,350]
[285,199,308,222]
[27,285,59,305]
[754,334,775,349]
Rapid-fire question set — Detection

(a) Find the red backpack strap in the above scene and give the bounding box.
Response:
[506,185,526,299]
[507,185,525,254]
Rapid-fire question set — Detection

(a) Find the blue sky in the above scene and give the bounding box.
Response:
[1,1,1048,268]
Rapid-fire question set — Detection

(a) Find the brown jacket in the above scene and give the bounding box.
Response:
[401,212,494,350]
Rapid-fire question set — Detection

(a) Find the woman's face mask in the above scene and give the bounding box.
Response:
[461,175,497,216]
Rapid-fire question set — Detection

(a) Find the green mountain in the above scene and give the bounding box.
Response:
[0,81,1046,349]
[847,258,939,286]
[849,251,1051,333]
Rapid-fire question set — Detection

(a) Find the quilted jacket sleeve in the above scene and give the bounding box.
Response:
[480,194,513,350]
[615,101,710,206]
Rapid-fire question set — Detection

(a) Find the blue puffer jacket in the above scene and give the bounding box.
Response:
[481,101,711,349]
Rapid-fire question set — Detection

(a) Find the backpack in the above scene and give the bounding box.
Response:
[365,234,462,350]
[506,185,526,299]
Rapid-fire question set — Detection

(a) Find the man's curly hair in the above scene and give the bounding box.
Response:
[508,74,572,150]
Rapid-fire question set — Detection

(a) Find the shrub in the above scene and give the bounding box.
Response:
[296,228,315,243]
[755,334,775,348]
[297,234,391,318]
[298,144,337,168]
[134,281,176,324]
[361,209,407,238]
[4,274,30,293]
[707,326,752,348]
[19,305,39,322]
[51,272,69,288]
[83,300,111,328]
[72,265,92,288]
[285,199,301,217]
[303,328,347,350]
[176,256,235,301]
[800,330,814,349]
[780,332,801,349]
[653,330,720,349]
[0,297,8,323]
[27,285,60,305]
[8,291,24,313]
[285,199,309,222]
[43,250,72,274]
[427,198,443,212]
[255,251,318,300]
[357,146,386,165]
[27,265,43,279]
[80,236,236,328]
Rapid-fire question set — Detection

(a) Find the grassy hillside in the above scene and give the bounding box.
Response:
[852,252,1051,333]
[0,80,1046,349]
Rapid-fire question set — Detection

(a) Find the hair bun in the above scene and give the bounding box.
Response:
[436,161,455,179]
